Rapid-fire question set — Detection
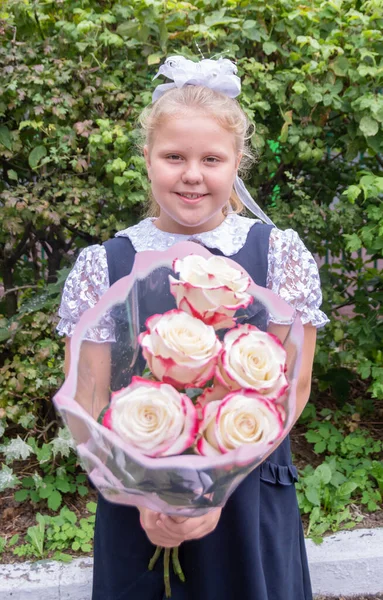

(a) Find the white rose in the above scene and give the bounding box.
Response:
[102,377,198,457]
[216,324,288,400]
[169,254,253,330]
[197,390,284,456]
[138,309,221,389]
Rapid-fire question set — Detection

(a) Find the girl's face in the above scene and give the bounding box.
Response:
[144,112,241,235]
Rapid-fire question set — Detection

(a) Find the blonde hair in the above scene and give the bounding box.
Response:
[138,85,255,218]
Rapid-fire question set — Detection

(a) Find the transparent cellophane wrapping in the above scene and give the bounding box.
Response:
[54,242,303,517]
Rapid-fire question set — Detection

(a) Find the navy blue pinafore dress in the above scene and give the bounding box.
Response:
[92,223,313,600]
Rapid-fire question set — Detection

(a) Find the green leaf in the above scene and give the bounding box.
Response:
[0,327,12,342]
[331,56,349,77]
[116,21,138,38]
[81,543,92,552]
[147,53,162,66]
[47,490,62,511]
[77,484,89,497]
[14,489,30,502]
[86,501,97,513]
[30,490,40,503]
[53,551,73,562]
[242,20,261,41]
[343,185,362,204]
[315,464,332,485]
[262,41,277,55]
[314,441,327,454]
[36,443,53,464]
[9,534,19,547]
[8,169,18,181]
[366,131,383,153]
[338,481,358,497]
[38,483,54,499]
[359,116,379,137]
[55,478,71,493]
[0,126,13,150]
[292,82,307,95]
[283,110,293,125]
[344,233,362,252]
[280,122,289,143]
[204,9,231,27]
[305,431,322,443]
[27,518,45,557]
[28,145,47,169]
[305,487,321,506]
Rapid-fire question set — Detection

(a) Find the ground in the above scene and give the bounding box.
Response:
[314,596,383,600]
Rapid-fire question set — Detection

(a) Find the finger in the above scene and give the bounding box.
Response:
[144,526,183,546]
[168,516,189,524]
[140,510,160,530]
[158,516,203,537]
[183,523,216,540]
[148,535,182,548]
[181,513,221,541]
[153,520,186,544]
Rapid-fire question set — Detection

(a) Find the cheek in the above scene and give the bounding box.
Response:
[151,166,175,188]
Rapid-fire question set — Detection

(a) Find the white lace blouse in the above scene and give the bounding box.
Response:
[57,214,329,341]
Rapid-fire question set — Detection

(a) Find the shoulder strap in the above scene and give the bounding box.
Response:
[208,222,273,289]
[103,237,136,286]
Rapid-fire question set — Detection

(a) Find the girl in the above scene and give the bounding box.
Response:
[58,56,329,600]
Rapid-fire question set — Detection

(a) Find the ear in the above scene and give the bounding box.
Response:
[235,152,242,171]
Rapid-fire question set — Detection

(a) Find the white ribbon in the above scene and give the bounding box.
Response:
[234,176,274,225]
[152,56,241,102]
[152,55,274,226]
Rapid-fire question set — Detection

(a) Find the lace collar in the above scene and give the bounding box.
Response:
[115,213,261,256]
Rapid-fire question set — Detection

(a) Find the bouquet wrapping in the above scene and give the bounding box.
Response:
[54,241,303,518]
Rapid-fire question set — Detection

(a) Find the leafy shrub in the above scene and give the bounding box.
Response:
[8,503,96,560]
[297,405,382,541]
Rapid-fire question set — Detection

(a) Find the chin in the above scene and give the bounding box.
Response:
[178,208,224,227]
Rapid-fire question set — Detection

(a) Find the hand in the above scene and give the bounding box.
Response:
[157,508,222,542]
[138,507,185,548]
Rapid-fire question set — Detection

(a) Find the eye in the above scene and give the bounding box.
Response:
[166,154,183,161]
[204,156,220,163]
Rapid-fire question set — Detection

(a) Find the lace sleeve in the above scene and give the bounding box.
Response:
[56,245,115,342]
[267,228,329,328]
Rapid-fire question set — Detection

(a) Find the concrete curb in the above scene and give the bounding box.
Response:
[306,528,383,596]
[0,528,382,599]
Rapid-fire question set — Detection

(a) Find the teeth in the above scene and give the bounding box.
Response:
[181,194,203,199]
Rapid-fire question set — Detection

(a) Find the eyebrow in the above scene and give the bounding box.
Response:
[159,148,231,158]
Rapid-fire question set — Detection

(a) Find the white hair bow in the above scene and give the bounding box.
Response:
[152,56,241,102]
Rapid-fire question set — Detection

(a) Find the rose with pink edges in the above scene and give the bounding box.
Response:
[139,310,221,389]
[216,324,288,401]
[169,254,253,330]
[102,377,198,457]
[197,390,284,457]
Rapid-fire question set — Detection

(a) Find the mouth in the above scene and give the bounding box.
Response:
[175,192,208,203]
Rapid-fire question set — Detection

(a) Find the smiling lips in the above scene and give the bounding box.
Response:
[175,192,208,204]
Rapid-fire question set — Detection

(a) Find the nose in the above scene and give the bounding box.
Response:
[181,162,203,184]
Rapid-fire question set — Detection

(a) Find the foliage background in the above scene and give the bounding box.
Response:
[0,0,382,551]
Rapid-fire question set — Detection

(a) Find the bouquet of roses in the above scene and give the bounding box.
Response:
[101,253,289,461]
[54,241,303,596]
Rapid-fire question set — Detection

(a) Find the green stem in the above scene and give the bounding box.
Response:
[172,547,185,582]
[164,548,171,598]
[148,545,162,571]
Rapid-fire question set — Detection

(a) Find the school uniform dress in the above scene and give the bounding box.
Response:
[57,213,329,600]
